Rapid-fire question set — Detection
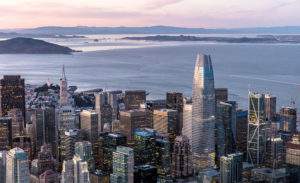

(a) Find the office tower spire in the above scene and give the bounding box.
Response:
[192,54,216,172]
[60,65,68,107]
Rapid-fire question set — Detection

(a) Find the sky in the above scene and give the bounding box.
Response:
[1,0,300,29]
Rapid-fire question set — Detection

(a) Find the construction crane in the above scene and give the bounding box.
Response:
[292,86,300,108]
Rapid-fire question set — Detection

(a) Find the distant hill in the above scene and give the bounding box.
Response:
[11,25,300,35]
[0,37,77,54]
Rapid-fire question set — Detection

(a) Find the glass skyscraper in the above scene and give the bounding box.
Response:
[134,128,156,166]
[191,54,216,172]
[247,92,267,166]
[110,146,134,183]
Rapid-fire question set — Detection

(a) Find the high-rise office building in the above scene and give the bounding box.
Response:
[108,90,122,120]
[280,107,297,134]
[60,65,68,107]
[56,105,76,163]
[0,151,7,183]
[119,110,149,146]
[12,136,32,161]
[0,117,12,151]
[247,92,267,166]
[110,146,134,183]
[39,170,59,183]
[134,128,156,166]
[37,145,55,176]
[182,98,192,144]
[63,128,80,160]
[0,75,25,120]
[236,110,248,158]
[192,54,216,171]
[41,107,56,156]
[6,147,30,183]
[220,153,243,183]
[8,108,24,138]
[124,90,146,110]
[265,137,285,169]
[75,141,95,171]
[264,94,276,121]
[166,92,183,134]
[102,133,127,173]
[61,160,74,183]
[134,165,157,183]
[94,91,113,133]
[153,109,178,154]
[286,133,300,182]
[73,155,90,183]
[216,101,236,165]
[171,136,193,179]
[80,110,100,169]
[155,139,172,182]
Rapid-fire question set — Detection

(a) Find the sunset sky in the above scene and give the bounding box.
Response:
[1,0,300,29]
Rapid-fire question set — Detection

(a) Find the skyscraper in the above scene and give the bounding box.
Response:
[166,92,183,134]
[124,90,146,110]
[6,147,30,183]
[75,141,95,171]
[95,91,113,133]
[280,107,297,134]
[0,75,25,120]
[12,136,32,161]
[119,110,149,146]
[60,65,68,107]
[56,105,76,163]
[236,110,248,158]
[182,98,192,144]
[37,145,55,176]
[8,108,24,138]
[63,128,80,160]
[134,128,156,166]
[247,92,267,166]
[264,94,276,121]
[171,136,193,179]
[153,109,178,154]
[219,153,243,183]
[73,155,90,183]
[61,160,74,183]
[110,146,134,183]
[216,101,236,165]
[80,110,100,169]
[155,139,172,182]
[102,133,127,173]
[0,117,12,151]
[192,54,216,171]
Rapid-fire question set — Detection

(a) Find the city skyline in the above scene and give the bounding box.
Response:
[1,0,300,29]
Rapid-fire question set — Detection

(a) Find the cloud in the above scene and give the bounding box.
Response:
[144,0,184,9]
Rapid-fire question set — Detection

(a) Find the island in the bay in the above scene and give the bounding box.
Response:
[0,37,78,54]
[122,35,300,43]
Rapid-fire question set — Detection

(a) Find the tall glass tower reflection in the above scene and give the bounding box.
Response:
[192,54,216,172]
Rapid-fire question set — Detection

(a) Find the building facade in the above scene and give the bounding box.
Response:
[110,146,134,183]
[6,147,30,183]
[124,90,146,110]
[134,128,156,166]
[0,117,12,151]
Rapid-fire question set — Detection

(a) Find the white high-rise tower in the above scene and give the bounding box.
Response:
[60,65,68,107]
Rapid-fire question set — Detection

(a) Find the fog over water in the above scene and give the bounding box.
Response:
[0,34,299,109]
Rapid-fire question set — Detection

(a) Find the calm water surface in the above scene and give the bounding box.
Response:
[0,35,299,109]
